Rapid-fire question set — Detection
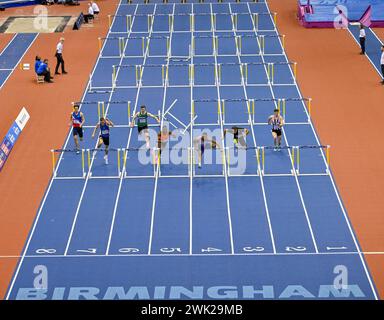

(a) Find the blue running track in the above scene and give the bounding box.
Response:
[6,0,378,300]
[0,33,37,89]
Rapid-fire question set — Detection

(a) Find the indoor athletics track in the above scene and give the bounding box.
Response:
[6,0,378,300]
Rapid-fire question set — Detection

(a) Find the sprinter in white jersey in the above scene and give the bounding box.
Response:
[267,108,285,151]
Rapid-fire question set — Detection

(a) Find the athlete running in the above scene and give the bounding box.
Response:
[267,108,285,151]
[130,105,160,149]
[224,126,249,148]
[151,125,177,164]
[91,117,114,164]
[69,104,85,154]
[193,133,220,168]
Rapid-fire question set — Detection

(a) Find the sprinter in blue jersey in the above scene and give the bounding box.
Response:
[68,104,85,154]
[91,117,114,164]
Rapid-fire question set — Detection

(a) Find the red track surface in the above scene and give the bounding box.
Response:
[269,0,384,299]
[0,0,119,299]
[0,33,14,53]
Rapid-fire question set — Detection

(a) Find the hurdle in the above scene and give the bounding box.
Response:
[166,36,171,57]
[307,98,312,119]
[112,62,298,87]
[87,148,122,177]
[258,146,295,176]
[189,63,194,86]
[161,64,169,86]
[266,61,297,84]
[147,14,153,32]
[99,36,149,58]
[258,34,285,54]
[214,63,221,86]
[98,37,126,57]
[127,15,132,33]
[293,62,298,80]
[232,13,238,30]
[212,36,218,55]
[112,65,116,87]
[98,101,106,118]
[246,99,255,123]
[135,65,143,86]
[73,100,132,123]
[119,37,125,57]
[169,14,174,32]
[211,13,216,31]
[51,149,87,178]
[235,35,242,55]
[116,63,192,87]
[71,100,105,118]
[193,98,256,125]
[294,145,331,175]
[190,13,194,32]
[276,99,285,119]
[267,63,273,83]
[102,33,287,58]
[278,97,313,122]
[127,101,132,124]
[241,63,248,85]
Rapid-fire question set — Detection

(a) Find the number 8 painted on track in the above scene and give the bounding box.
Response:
[35,248,56,254]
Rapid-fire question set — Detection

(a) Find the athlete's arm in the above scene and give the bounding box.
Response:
[279,116,285,127]
[148,112,160,123]
[106,119,114,127]
[80,113,85,127]
[130,112,139,127]
[208,137,221,149]
[91,123,100,138]
[68,113,73,127]
[223,129,231,136]
[267,116,273,124]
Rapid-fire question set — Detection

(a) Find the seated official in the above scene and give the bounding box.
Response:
[84,3,94,23]
[92,1,100,15]
[36,59,53,83]
[35,56,42,74]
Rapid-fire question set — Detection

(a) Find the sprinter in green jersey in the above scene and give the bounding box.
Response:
[130,105,160,149]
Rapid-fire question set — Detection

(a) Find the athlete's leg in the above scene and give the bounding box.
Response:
[271,131,277,150]
[277,134,282,147]
[144,129,150,149]
[198,144,204,168]
[97,137,103,148]
[103,140,110,164]
[74,134,80,150]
